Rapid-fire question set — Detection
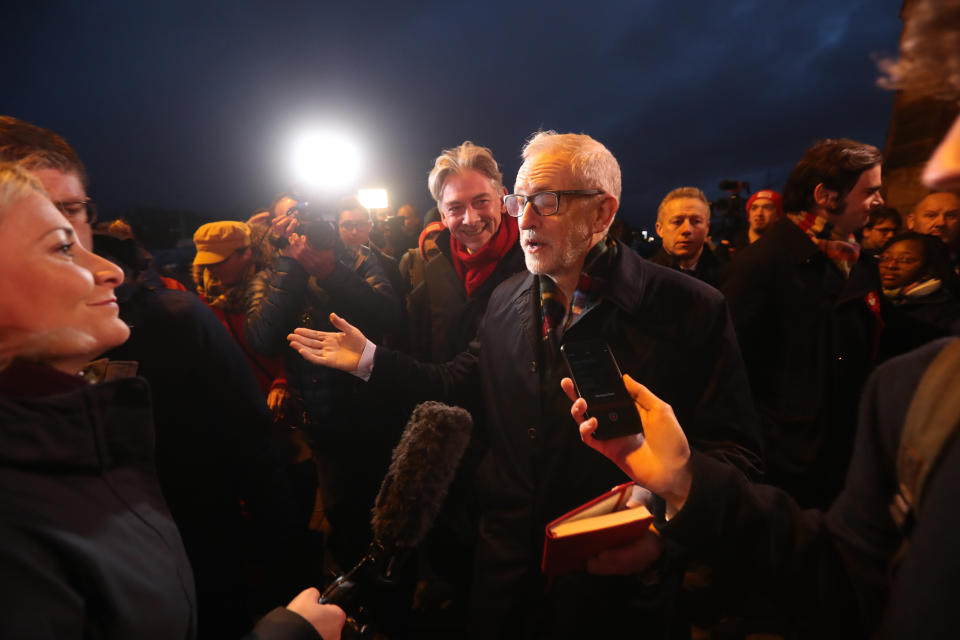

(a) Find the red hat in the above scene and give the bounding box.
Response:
[745,190,782,216]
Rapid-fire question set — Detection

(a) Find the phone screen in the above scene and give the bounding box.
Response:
[560,340,643,440]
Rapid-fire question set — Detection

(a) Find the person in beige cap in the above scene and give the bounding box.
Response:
[193,220,254,289]
[192,220,290,399]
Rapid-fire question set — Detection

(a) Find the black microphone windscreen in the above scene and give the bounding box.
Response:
[371,401,473,551]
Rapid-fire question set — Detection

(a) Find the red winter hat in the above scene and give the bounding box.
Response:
[745,190,783,216]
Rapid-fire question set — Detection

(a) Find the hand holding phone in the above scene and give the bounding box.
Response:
[560,340,643,440]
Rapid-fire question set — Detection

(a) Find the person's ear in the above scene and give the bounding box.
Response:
[654,219,663,239]
[813,183,838,209]
[592,194,619,234]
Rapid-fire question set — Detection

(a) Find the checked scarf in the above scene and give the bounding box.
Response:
[788,211,861,277]
[538,237,619,353]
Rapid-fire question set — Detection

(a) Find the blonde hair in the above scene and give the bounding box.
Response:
[427,141,503,203]
[0,162,47,213]
[657,187,709,222]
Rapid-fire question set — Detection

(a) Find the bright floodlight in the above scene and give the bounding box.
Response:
[291,130,361,191]
[358,188,388,210]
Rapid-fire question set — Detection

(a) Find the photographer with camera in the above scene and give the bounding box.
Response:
[246,201,405,573]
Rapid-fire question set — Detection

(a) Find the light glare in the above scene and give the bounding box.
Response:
[358,188,388,210]
[291,130,361,191]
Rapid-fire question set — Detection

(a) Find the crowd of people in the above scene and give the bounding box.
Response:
[1,1,959,638]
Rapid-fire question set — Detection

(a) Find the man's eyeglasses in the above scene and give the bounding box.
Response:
[339,221,371,232]
[878,255,920,266]
[503,190,604,218]
[54,198,97,225]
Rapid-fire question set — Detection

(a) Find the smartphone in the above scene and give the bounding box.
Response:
[560,340,643,440]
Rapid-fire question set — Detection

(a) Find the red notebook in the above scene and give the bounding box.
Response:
[541,482,655,576]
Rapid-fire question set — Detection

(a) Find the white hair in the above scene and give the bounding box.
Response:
[521,131,621,202]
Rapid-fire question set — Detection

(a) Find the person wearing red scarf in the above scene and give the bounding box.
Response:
[407,141,526,364]
[401,141,526,628]
[450,214,519,298]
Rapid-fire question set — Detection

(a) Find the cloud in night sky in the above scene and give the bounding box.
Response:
[4,0,903,230]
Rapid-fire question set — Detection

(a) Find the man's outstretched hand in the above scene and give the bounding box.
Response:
[288,313,368,372]
[561,374,693,517]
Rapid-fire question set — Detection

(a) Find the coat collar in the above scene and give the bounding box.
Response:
[770,217,822,265]
[771,218,879,305]
[502,239,646,354]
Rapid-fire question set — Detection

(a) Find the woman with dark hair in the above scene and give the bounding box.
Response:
[879,231,960,334]
[0,163,343,640]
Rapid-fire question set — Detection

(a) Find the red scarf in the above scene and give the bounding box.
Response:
[451,216,519,298]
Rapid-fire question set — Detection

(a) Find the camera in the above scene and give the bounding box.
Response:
[710,179,750,244]
[270,201,341,252]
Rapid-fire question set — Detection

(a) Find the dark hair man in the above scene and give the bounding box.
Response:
[648,186,724,287]
[861,206,902,253]
[0,116,309,637]
[337,196,410,334]
[395,202,421,250]
[722,137,885,509]
[245,195,403,572]
[288,131,762,639]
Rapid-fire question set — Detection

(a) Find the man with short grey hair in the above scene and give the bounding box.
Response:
[407,140,525,363]
[907,192,960,269]
[289,130,762,639]
[648,186,724,287]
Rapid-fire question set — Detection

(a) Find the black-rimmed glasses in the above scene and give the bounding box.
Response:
[503,190,604,218]
[54,198,98,225]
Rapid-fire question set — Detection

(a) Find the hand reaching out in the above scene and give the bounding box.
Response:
[288,313,368,372]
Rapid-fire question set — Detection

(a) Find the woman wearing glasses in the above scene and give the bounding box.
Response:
[879,231,960,335]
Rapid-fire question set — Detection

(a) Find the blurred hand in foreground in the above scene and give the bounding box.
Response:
[285,587,346,639]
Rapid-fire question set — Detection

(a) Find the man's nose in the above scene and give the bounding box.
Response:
[518,202,538,229]
[463,206,482,226]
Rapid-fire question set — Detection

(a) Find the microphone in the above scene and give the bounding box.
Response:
[319,401,473,612]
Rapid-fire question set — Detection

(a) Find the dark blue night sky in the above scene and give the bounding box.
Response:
[4,0,903,232]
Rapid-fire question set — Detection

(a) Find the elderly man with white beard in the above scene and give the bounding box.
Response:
[288,131,762,639]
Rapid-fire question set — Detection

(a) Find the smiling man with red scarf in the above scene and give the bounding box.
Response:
[407,141,525,364]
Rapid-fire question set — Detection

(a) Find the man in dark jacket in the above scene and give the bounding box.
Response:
[245,206,403,570]
[289,131,763,639]
[408,140,526,364]
[648,186,725,288]
[722,138,885,510]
